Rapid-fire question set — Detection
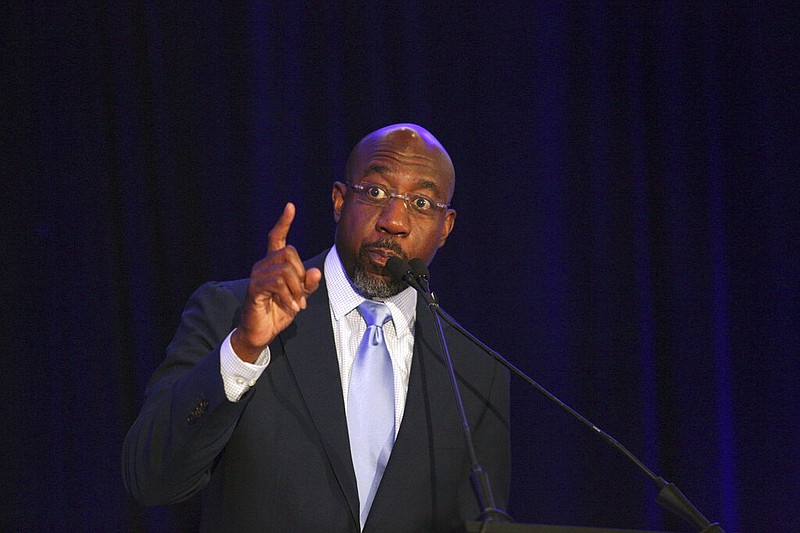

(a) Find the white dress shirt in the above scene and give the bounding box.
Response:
[219,246,417,432]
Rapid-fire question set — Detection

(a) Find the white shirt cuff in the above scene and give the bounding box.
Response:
[220,329,270,402]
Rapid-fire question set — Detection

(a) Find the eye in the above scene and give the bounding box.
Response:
[365,185,388,200]
[411,195,433,211]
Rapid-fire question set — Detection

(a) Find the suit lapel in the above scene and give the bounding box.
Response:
[278,253,360,527]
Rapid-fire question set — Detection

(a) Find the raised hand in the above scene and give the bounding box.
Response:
[231,203,322,362]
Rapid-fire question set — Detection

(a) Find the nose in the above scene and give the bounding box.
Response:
[376,196,410,236]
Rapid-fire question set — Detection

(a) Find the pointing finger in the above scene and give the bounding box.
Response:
[267,202,295,254]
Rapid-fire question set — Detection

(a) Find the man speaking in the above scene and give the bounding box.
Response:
[123,124,510,532]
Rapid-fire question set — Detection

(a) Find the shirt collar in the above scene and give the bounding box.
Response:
[325,245,417,335]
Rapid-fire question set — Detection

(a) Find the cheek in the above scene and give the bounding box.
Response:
[337,206,375,247]
[342,207,374,233]
[409,226,446,259]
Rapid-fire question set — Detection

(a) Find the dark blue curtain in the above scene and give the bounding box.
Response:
[4,2,798,531]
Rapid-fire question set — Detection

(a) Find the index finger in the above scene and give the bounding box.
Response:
[267,202,296,253]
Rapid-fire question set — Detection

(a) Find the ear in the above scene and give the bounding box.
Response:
[437,208,456,248]
[332,181,347,223]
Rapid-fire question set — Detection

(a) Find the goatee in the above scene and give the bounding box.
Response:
[351,240,408,298]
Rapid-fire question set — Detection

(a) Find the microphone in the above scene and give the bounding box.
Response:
[408,258,430,291]
[386,256,510,524]
[386,256,436,306]
[386,256,418,289]
[395,259,725,533]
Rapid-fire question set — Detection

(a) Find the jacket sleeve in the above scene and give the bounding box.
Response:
[122,280,252,506]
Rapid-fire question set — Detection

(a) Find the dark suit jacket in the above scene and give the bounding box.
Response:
[123,252,510,532]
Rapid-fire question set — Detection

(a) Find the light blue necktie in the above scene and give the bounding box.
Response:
[347,300,395,529]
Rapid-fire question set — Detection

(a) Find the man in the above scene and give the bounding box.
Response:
[123,124,510,532]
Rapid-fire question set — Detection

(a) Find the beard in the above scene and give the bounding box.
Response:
[351,239,409,298]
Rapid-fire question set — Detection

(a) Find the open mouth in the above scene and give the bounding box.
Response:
[365,248,396,267]
[360,241,407,274]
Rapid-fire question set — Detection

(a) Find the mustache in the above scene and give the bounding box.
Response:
[359,239,408,261]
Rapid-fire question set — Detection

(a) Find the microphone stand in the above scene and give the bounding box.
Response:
[403,259,724,533]
[387,258,512,525]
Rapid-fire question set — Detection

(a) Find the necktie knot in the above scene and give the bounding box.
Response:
[357,300,392,328]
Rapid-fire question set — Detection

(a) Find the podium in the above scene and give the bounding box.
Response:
[461,522,670,533]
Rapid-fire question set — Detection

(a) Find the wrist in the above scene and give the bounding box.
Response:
[230,328,267,364]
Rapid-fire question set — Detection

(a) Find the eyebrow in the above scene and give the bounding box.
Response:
[361,165,443,196]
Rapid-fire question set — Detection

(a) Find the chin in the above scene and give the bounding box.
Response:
[352,265,406,299]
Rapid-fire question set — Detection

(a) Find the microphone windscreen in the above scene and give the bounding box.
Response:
[408,258,430,279]
[386,256,411,282]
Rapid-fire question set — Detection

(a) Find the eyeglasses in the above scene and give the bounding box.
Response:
[346,182,450,216]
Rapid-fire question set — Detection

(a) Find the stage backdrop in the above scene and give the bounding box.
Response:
[4,2,798,532]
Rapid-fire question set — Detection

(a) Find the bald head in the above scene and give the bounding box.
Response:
[345,123,455,202]
[332,123,458,298]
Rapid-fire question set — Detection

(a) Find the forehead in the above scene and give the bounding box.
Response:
[349,128,454,198]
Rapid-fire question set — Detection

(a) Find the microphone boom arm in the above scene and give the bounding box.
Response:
[388,256,724,532]
[434,307,725,533]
